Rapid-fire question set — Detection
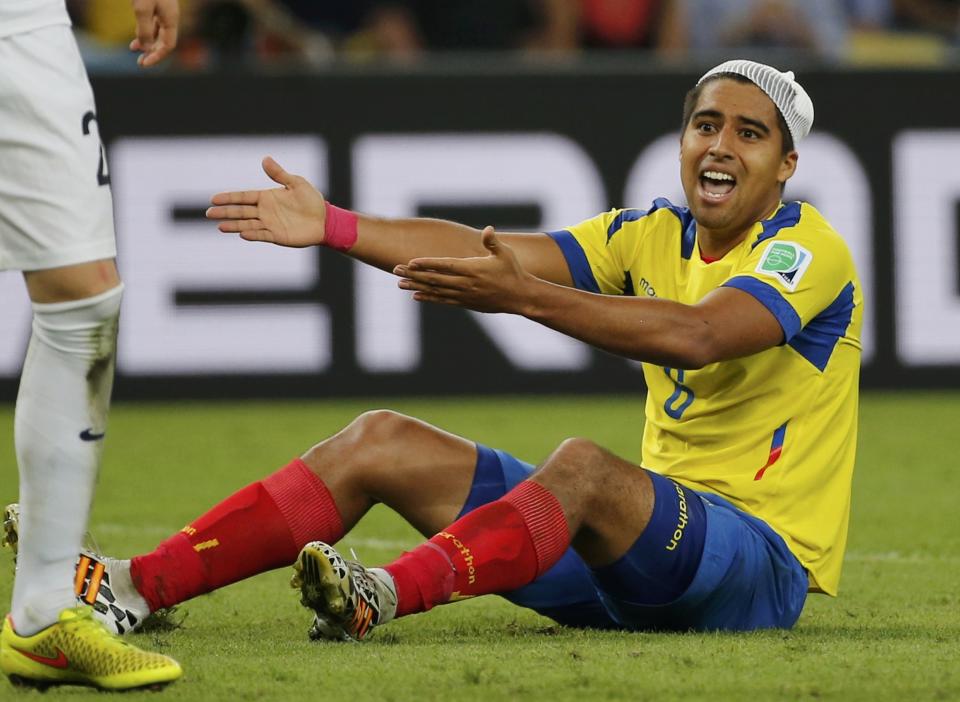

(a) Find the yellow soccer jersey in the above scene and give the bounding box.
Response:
[547,199,862,595]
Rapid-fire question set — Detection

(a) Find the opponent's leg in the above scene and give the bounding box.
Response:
[11,261,121,636]
[2,20,182,686]
[3,261,179,688]
[1,607,181,690]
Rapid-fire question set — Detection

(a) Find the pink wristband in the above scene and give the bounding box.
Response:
[323,202,359,252]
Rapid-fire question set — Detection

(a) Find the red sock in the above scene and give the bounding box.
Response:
[130,459,344,611]
[385,480,569,617]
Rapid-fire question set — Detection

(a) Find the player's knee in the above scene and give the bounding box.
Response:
[31,284,123,361]
[301,409,418,477]
[86,283,123,323]
[537,437,631,509]
[538,438,606,486]
[347,409,420,448]
[553,437,605,466]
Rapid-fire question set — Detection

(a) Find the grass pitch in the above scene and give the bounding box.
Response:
[1,392,958,701]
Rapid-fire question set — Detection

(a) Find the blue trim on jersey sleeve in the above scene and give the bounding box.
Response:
[604,199,698,260]
[787,282,856,371]
[607,199,675,239]
[681,219,697,260]
[606,209,647,242]
[643,197,697,260]
[722,276,802,342]
[751,201,803,250]
[546,230,601,293]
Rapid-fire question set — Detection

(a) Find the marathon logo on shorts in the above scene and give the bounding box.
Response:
[665,482,688,552]
[438,531,476,585]
[755,240,813,292]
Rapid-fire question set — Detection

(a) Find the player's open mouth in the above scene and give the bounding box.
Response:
[699,170,737,202]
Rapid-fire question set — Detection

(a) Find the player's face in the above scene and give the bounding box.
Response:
[680,79,797,241]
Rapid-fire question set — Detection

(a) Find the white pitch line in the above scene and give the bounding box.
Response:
[90,524,417,551]
[339,537,419,551]
[90,523,178,537]
[88,526,958,564]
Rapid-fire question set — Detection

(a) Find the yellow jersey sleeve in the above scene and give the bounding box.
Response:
[720,203,859,367]
[546,208,654,296]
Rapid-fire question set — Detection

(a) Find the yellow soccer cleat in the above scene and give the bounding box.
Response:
[0,606,182,691]
[3,503,153,635]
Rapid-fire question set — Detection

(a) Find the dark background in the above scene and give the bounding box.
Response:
[2,66,956,399]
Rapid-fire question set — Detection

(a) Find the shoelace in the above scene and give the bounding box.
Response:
[346,562,375,591]
[62,608,131,650]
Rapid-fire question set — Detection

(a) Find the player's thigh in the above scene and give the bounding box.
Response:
[0,26,116,277]
[593,485,809,631]
[588,470,708,613]
[24,259,121,303]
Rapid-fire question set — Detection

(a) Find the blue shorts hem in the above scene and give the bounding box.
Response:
[604,489,809,631]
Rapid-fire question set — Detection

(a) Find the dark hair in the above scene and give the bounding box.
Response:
[681,73,795,156]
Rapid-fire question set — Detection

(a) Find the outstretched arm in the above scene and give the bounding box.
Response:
[206,157,573,286]
[397,228,784,369]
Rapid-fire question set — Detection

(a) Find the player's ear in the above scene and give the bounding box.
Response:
[778,150,798,185]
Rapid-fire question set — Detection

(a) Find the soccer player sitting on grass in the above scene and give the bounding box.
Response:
[5,59,862,638]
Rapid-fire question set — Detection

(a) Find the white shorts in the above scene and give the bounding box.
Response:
[0,24,116,272]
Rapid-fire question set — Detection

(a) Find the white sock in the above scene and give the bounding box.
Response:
[368,567,398,624]
[10,284,123,635]
[100,557,151,623]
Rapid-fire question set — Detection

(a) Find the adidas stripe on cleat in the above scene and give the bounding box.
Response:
[74,555,144,635]
[0,606,182,690]
[290,541,398,642]
[3,503,149,636]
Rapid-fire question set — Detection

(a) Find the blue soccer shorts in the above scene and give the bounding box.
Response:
[457,444,809,632]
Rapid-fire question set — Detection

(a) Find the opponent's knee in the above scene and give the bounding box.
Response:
[30,283,123,361]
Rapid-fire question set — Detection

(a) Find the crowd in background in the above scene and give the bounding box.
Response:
[69,0,960,72]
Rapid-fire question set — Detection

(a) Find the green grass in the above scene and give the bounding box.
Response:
[1,392,958,701]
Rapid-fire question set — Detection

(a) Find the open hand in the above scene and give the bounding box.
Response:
[206,157,328,248]
[394,227,534,314]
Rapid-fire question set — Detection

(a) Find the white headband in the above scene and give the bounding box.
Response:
[698,59,814,144]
